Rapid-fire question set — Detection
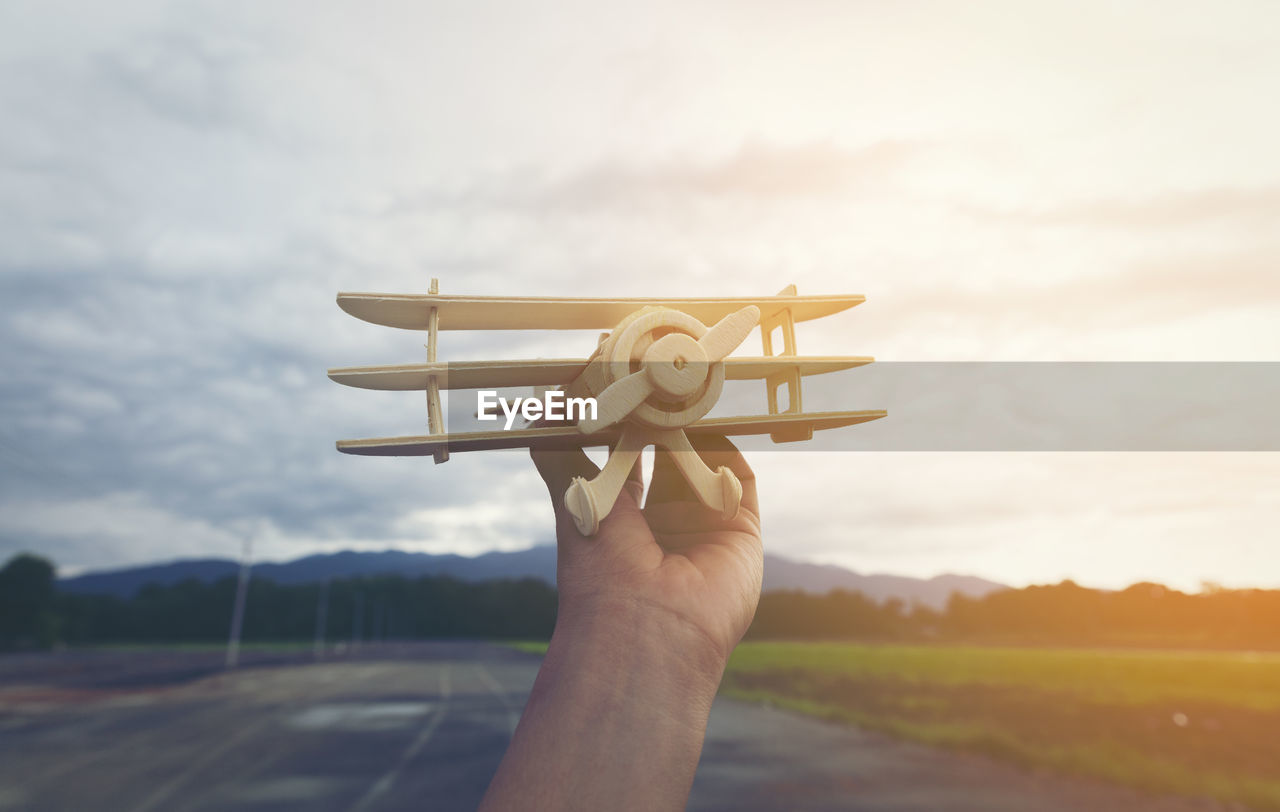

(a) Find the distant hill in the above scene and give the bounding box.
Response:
[58,548,1005,609]
[759,556,1005,609]
[57,548,559,598]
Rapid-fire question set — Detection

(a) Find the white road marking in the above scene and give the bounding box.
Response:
[173,663,407,811]
[346,666,453,812]
[129,662,396,812]
[129,711,278,812]
[289,702,433,731]
[473,664,519,736]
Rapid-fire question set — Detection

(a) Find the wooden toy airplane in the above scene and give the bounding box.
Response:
[331,280,885,536]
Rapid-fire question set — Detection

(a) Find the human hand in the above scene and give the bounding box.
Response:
[480,435,762,811]
[531,434,763,675]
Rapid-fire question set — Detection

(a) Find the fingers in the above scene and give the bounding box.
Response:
[624,452,644,505]
[689,434,759,520]
[530,445,599,506]
[528,408,598,505]
[646,433,759,520]
[531,430,647,544]
[647,444,696,506]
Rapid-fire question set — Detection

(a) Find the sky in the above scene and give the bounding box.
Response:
[1,0,1277,590]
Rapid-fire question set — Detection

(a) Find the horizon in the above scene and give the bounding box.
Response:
[48,545,1252,595]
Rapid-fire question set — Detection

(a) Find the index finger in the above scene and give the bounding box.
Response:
[688,434,758,520]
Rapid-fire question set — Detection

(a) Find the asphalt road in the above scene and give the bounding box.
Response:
[0,642,1219,811]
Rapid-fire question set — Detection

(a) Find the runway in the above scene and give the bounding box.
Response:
[0,642,1214,811]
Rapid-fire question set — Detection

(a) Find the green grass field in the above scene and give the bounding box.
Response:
[509,641,1280,808]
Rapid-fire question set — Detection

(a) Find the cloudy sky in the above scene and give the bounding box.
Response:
[2,0,1277,590]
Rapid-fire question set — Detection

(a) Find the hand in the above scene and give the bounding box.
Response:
[531,434,764,672]
[480,433,763,812]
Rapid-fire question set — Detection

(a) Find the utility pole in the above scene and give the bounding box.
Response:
[313,579,329,661]
[225,534,253,669]
[352,590,364,651]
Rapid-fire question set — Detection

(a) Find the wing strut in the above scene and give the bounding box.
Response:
[761,284,809,442]
[426,278,448,463]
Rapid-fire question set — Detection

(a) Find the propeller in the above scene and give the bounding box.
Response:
[578,305,760,433]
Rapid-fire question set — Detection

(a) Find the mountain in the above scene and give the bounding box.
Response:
[57,547,558,598]
[760,556,1006,609]
[58,548,1004,609]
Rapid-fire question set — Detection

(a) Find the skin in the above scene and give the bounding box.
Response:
[478,434,764,811]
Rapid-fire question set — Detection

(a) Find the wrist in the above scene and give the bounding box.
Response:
[490,594,724,810]
[551,593,729,694]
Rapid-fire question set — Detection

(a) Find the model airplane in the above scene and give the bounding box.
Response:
[330,280,885,536]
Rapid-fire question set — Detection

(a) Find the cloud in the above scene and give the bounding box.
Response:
[1,0,1277,592]
[383,140,923,216]
[960,186,1280,230]
[0,261,546,571]
[0,491,243,567]
[877,252,1280,338]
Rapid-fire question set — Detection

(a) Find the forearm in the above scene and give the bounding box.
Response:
[480,596,727,811]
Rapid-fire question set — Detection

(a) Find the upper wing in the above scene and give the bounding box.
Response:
[336,293,865,331]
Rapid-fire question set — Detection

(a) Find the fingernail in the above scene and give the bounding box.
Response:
[624,480,644,503]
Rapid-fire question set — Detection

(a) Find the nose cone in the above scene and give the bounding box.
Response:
[645,333,707,399]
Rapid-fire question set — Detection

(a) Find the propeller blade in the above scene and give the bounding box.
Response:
[698,305,761,362]
[578,370,653,433]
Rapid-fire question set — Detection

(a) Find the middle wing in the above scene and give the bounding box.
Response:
[328,356,873,391]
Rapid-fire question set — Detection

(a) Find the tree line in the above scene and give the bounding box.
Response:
[751,581,1280,649]
[4,553,1280,650]
[2,553,557,648]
